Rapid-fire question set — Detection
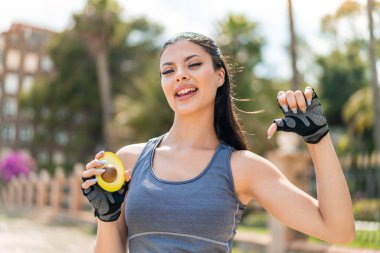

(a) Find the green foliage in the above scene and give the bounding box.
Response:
[214,14,279,153]
[353,199,380,221]
[20,13,165,172]
[20,31,101,172]
[317,42,368,126]
[73,0,121,47]
[215,14,264,100]
[343,86,372,135]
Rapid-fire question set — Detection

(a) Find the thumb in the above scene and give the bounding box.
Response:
[267,122,278,139]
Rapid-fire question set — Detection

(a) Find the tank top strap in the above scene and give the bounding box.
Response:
[210,142,234,171]
[130,134,164,178]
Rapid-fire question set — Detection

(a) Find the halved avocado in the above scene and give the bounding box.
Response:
[96,152,125,192]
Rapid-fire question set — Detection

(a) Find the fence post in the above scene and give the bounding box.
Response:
[36,170,50,208]
[266,133,311,253]
[17,174,27,207]
[25,171,37,207]
[51,167,65,214]
[7,178,16,209]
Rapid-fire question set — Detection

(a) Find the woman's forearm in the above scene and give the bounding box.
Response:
[95,220,126,253]
[307,133,355,242]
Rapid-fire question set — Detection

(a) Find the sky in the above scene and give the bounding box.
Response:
[0,0,353,80]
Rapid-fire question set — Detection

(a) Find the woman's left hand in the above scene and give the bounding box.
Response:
[267,87,329,144]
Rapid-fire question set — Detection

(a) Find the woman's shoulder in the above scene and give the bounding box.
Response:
[230,149,280,204]
[231,149,271,169]
[230,149,277,183]
[116,143,147,171]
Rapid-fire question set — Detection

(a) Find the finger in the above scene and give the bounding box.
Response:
[125,169,132,182]
[83,168,106,179]
[267,122,277,139]
[277,91,288,112]
[285,91,298,114]
[85,159,107,170]
[295,90,307,113]
[81,178,98,189]
[95,150,105,160]
[304,87,313,106]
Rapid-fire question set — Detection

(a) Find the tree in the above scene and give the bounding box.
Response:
[366,0,380,152]
[343,86,372,135]
[21,31,102,171]
[287,0,300,90]
[74,0,121,148]
[107,17,171,148]
[20,16,165,172]
[318,0,380,151]
[317,42,368,126]
[214,14,278,154]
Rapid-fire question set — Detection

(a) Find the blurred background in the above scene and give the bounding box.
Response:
[0,0,379,252]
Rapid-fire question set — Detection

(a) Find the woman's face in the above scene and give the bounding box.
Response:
[159,40,225,116]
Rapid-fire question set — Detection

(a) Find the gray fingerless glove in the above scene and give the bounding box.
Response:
[274,90,329,144]
[82,177,128,222]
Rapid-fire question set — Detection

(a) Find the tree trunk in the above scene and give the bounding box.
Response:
[367,0,380,152]
[287,0,300,90]
[94,50,113,148]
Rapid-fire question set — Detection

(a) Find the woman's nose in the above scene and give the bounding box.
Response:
[175,69,190,82]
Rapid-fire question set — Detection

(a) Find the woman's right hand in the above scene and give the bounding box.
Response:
[81,150,131,222]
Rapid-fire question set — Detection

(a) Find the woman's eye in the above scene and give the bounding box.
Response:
[189,62,202,68]
[161,69,174,75]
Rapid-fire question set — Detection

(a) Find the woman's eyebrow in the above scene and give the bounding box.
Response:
[161,54,201,67]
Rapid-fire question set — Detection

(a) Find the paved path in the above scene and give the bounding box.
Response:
[0,212,96,253]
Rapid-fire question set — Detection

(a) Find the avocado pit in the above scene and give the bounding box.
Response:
[101,164,118,183]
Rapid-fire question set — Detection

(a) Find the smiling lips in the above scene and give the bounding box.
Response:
[174,85,198,100]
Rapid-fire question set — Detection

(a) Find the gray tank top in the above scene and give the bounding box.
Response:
[125,135,246,253]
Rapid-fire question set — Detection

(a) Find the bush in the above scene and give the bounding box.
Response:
[0,151,35,183]
[353,199,380,221]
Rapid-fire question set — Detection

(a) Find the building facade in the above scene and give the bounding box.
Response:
[0,23,60,165]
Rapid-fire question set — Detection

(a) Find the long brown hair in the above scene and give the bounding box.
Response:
[160,32,248,150]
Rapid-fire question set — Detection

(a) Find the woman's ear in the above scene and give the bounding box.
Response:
[217,68,225,87]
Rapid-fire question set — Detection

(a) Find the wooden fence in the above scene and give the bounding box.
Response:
[0,163,95,223]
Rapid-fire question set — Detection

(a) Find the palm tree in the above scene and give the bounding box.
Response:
[287,0,300,90]
[74,0,121,148]
[366,0,380,151]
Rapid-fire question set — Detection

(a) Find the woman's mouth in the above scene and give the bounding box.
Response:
[175,87,198,100]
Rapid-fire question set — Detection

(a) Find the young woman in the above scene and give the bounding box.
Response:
[81,32,355,253]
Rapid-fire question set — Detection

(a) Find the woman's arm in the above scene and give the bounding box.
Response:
[83,143,146,253]
[306,133,355,241]
[95,201,128,253]
[233,138,355,244]
[233,88,355,243]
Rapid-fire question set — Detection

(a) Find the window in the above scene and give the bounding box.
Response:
[37,150,49,164]
[24,53,39,73]
[27,31,48,50]
[4,73,19,95]
[9,33,20,46]
[20,107,35,119]
[41,56,53,72]
[3,98,18,116]
[53,151,65,165]
[6,49,21,70]
[2,124,16,142]
[22,76,34,94]
[55,131,68,146]
[19,125,33,142]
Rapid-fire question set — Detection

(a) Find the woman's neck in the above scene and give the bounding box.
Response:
[164,110,220,150]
